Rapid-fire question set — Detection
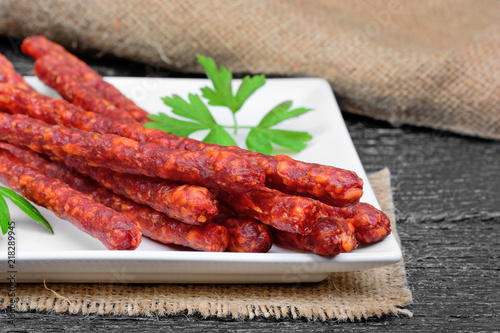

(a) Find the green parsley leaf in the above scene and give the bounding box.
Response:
[0,187,53,234]
[144,55,314,155]
[258,101,313,128]
[233,74,266,112]
[202,126,237,146]
[265,129,312,151]
[0,195,9,235]
[146,113,208,137]
[246,128,273,155]
[246,128,312,155]
[146,94,237,147]
[198,55,265,113]
[146,94,218,137]
[164,94,216,125]
[246,101,313,154]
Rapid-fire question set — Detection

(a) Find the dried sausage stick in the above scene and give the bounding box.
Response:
[0,83,144,131]
[319,202,391,244]
[0,143,96,193]
[21,35,150,123]
[150,138,363,207]
[0,113,265,194]
[273,217,357,257]
[0,83,144,132]
[137,130,363,207]
[20,35,67,59]
[0,143,228,251]
[261,155,363,207]
[0,82,361,206]
[220,217,273,253]
[221,188,320,235]
[58,154,218,225]
[150,136,363,207]
[94,193,228,252]
[34,55,138,124]
[0,53,33,92]
[66,154,320,235]
[0,149,142,250]
[215,209,273,253]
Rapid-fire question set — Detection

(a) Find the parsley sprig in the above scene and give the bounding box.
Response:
[0,187,53,236]
[145,55,313,155]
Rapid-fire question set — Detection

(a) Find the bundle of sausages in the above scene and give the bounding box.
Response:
[0,36,391,256]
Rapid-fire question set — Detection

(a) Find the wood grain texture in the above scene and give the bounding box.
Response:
[1,35,499,331]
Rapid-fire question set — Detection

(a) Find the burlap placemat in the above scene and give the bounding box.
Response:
[0,0,499,139]
[0,169,412,321]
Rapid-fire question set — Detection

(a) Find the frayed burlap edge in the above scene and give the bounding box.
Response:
[0,168,412,321]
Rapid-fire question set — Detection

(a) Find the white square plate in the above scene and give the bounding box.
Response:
[0,76,401,284]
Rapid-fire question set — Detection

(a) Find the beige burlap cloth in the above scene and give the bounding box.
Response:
[0,169,412,321]
[0,0,499,139]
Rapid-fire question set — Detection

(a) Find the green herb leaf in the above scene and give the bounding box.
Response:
[198,55,234,110]
[0,187,53,234]
[246,128,312,155]
[203,126,238,146]
[246,101,313,154]
[266,129,313,152]
[198,54,265,113]
[233,74,266,111]
[146,94,216,137]
[163,94,217,125]
[258,101,313,128]
[144,55,314,155]
[146,113,208,137]
[246,128,273,155]
[145,93,238,147]
[0,195,9,235]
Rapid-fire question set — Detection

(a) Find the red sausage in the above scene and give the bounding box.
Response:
[273,217,357,257]
[0,143,228,252]
[20,35,67,59]
[221,187,320,235]
[80,190,228,252]
[0,148,142,250]
[0,83,151,134]
[0,113,265,194]
[35,55,138,124]
[58,155,218,225]
[319,202,392,244]
[0,53,33,92]
[21,35,150,123]
[215,210,273,253]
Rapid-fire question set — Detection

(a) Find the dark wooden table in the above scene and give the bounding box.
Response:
[1,36,499,332]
